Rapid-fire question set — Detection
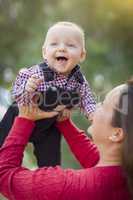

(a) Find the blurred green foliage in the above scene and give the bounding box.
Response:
[0,1,133,198]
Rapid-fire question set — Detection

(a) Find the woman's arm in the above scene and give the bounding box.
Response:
[56,119,99,168]
[0,117,66,200]
[0,106,59,200]
[0,107,98,200]
[0,117,35,199]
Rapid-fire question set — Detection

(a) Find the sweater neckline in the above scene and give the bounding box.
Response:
[94,165,121,169]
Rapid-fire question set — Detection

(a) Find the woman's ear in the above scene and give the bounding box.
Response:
[80,50,86,62]
[42,46,46,59]
[109,128,125,143]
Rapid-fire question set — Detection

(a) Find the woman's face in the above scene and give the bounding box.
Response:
[91,84,126,145]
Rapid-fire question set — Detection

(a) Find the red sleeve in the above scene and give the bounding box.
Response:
[0,117,79,200]
[56,119,99,168]
[0,117,35,199]
[0,117,99,200]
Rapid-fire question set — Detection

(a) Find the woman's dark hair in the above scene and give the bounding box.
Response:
[111,78,133,196]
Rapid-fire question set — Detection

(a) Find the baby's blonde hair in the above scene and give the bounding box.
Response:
[44,21,85,51]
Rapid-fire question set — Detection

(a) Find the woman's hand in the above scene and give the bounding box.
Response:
[19,105,59,121]
[57,108,71,122]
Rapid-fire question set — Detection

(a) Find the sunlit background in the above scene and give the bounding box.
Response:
[0,0,133,198]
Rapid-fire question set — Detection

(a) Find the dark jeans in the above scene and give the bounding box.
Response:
[0,104,61,167]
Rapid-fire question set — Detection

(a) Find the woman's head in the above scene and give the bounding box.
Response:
[91,83,127,146]
[91,78,133,194]
[113,79,133,194]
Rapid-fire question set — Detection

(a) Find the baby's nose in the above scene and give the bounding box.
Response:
[58,43,66,51]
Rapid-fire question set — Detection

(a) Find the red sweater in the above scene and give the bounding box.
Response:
[0,117,130,200]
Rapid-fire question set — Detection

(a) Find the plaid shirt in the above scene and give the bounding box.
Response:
[11,62,96,115]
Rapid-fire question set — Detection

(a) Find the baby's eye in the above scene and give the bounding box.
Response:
[50,42,57,46]
[67,44,76,47]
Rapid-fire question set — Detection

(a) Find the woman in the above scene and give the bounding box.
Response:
[0,79,132,200]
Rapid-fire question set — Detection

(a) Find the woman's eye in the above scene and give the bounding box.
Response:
[96,102,103,108]
[100,101,104,105]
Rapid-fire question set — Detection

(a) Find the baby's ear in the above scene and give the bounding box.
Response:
[80,50,86,62]
[42,46,46,59]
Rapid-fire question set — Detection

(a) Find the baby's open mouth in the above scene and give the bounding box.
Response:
[56,56,68,61]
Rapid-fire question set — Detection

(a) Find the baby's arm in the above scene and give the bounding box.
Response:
[79,79,96,121]
[11,68,30,104]
[25,75,43,93]
[25,75,43,106]
[12,67,43,105]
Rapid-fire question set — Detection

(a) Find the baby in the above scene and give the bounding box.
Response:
[0,21,96,167]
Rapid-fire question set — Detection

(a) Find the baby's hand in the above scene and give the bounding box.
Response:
[25,75,43,93]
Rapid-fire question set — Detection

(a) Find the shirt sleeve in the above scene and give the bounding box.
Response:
[79,79,96,116]
[0,117,68,200]
[0,117,35,199]
[0,117,76,200]
[11,68,31,104]
[56,119,99,168]
[0,117,99,200]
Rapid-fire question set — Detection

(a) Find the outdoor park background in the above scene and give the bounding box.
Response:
[0,0,133,199]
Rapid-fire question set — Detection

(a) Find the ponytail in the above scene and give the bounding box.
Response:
[112,78,133,196]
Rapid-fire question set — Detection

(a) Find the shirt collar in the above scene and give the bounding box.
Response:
[39,61,84,84]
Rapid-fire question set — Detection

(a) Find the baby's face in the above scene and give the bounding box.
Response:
[42,25,86,75]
